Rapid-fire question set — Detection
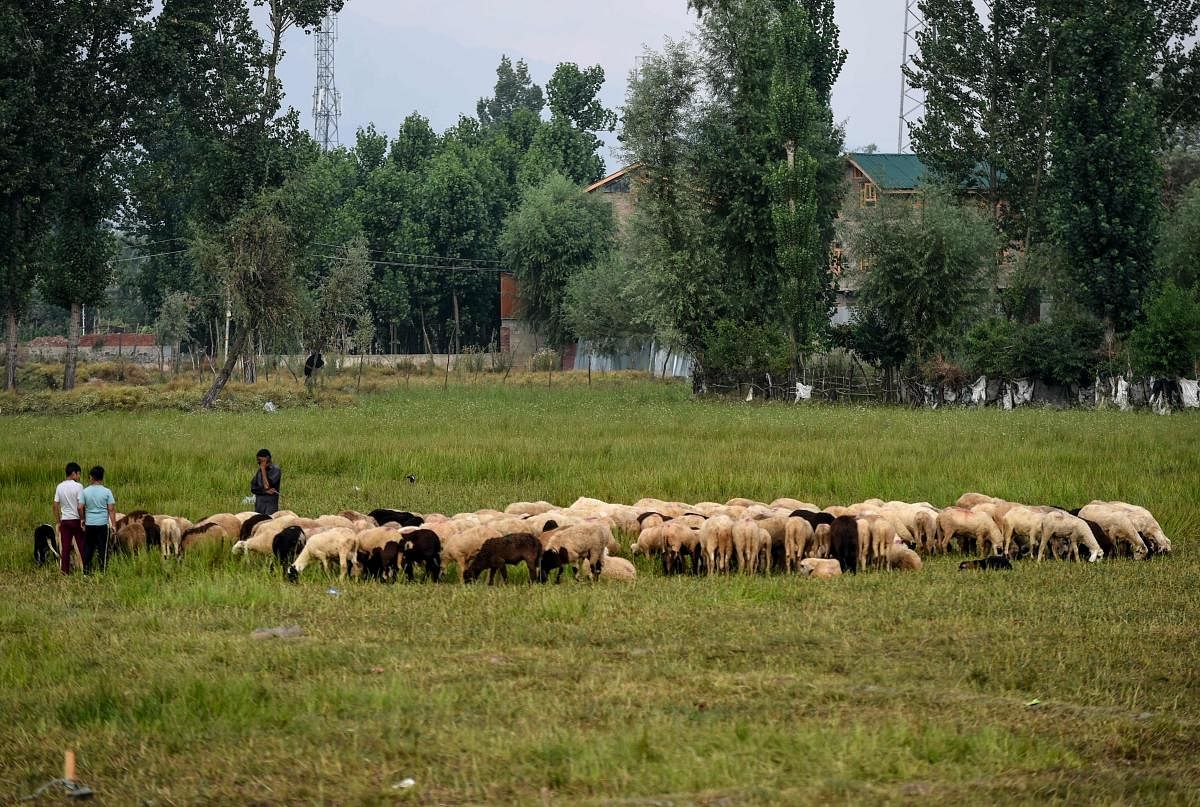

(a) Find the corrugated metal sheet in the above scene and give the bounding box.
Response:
[572,340,693,378]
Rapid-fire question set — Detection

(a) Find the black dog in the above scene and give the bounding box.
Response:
[959,556,1013,571]
[34,524,59,566]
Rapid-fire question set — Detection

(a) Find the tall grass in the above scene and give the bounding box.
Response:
[1,382,1198,803]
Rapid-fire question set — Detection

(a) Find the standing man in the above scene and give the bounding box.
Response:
[53,462,85,574]
[251,448,281,515]
[79,466,116,573]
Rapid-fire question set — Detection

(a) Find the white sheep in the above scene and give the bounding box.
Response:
[286,527,358,581]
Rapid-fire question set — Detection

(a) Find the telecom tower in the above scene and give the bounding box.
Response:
[897,0,927,153]
[313,11,341,151]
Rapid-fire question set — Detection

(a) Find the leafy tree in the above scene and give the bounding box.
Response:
[1130,281,1200,378]
[547,63,618,132]
[1159,180,1200,290]
[563,253,652,358]
[154,291,198,374]
[390,113,439,171]
[477,55,545,127]
[500,173,615,348]
[1051,2,1162,337]
[521,63,617,187]
[845,190,999,371]
[303,237,373,385]
[0,0,148,390]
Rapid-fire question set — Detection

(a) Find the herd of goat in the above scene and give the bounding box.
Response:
[38,492,1172,583]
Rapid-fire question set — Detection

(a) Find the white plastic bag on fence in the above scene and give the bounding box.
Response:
[794,381,813,402]
[1181,379,1199,409]
[745,386,754,402]
[1116,377,1131,411]
[971,376,987,406]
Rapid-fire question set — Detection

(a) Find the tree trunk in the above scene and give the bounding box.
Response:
[4,306,17,391]
[202,327,248,409]
[64,302,81,391]
[451,280,461,355]
[419,309,433,355]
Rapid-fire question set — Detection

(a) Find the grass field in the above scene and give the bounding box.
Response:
[2,379,1199,804]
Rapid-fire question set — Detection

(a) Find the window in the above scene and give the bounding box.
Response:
[861,183,878,206]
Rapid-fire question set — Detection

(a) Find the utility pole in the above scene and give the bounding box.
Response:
[312,11,341,151]
[897,0,927,153]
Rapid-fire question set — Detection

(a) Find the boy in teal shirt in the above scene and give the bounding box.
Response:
[80,465,116,573]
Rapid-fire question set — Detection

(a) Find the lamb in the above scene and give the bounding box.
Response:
[463,533,543,584]
[828,515,859,574]
[1076,504,1149,559]
[598,552,637,581]
[1038,510,1103,562]
[731,518,770,574]
[938,507,1005,556]
[367,508,424,528]
[286,527,359,582]
[699,514,735,574]
[885,538,923,571]
[799,558,842,579]
[357,540,402,582]
[394,527,442,582]
[541,522,610,582]
[113,512,158,554]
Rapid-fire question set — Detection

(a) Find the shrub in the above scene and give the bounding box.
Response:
[1130,281,1200,378]
[531,348,561,373]
[697,320,792,386]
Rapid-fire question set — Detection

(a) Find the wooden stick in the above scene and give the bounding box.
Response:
[64,749,76,781]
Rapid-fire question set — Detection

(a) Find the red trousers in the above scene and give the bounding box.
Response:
[59,519,84,574]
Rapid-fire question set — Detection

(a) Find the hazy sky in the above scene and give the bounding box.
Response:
[271,0,910,170]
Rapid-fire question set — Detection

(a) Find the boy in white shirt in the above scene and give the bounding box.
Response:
[53,462,84,575]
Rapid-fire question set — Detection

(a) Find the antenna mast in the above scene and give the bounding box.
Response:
[313,12,341,150]
[897,0,927,153]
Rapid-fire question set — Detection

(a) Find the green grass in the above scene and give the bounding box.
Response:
[2,380,1199,804]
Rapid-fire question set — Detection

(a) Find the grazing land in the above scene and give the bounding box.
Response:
[2,379,1199,804]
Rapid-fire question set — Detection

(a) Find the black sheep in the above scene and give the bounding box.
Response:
[367,508,424,528]
[537,546,572,583]
[828,515,859,574]
[239,513,272,541]
[463,533,543,584]
[398,528,441,582]
[358,540,402,582]
[34,524,59,566]
[272,526,305,568]
[958,556,1014,571]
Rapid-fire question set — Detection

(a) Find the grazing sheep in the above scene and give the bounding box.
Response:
[541,523,610,582]
[783,516,814,572]
[286,527,359,582]
[442,523,504,582]
[956,492,1002,509]
[885,539,923,571]
[598,552,637,581]
[239,513,272,541]
[1000,506,1046,558]
[855,514,897,571]
[157,516,183,558]
[662,522,704,575]
[799,558,842,579]
[1104,501,1171,555]
[1039,510,1103,562]
[271,526,306,568]
[1076,504,1149,559]
[732,518,770,574]
[1081,518,1117,557]
[771,497,820,512]
[367,508,424,528]
[811,523,832,559]
[463,533,543,584]
[34,524,59,566]
[113,512,160,554]
[938,507,1005,556]
[630,525,669,559]
[397,527,442,582]
[699,514,735,575]
[959,556,1013,571]
[356,540,402,582]
[504,500,558,517]
[828,516,859,574]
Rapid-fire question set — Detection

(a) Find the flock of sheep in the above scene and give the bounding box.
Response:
[96,491,1172,584]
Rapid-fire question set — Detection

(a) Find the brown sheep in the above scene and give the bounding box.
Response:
[463,533,543,584]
